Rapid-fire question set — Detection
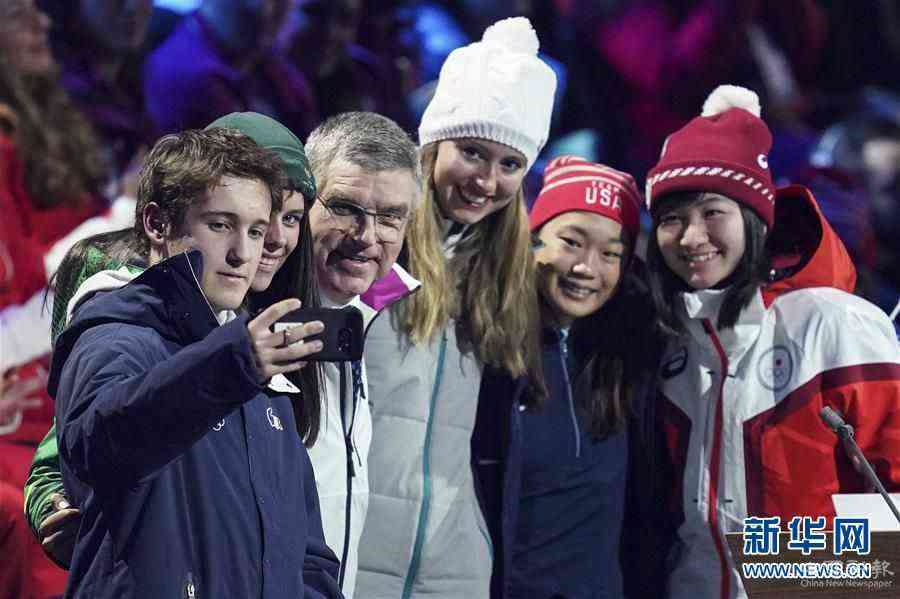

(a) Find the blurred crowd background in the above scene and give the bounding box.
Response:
[3,0,900,323]
[2,2,898,596]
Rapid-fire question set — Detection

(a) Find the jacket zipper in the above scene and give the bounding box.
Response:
[702,319,732,599]
[557,330,581,458]
[338,363,356,589]
[401,332,448,599]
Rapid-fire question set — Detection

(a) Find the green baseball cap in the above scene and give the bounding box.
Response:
[205,112,316,201]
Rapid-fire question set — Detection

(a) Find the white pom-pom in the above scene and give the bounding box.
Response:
[482,17,539,55]
[701,85,761,118]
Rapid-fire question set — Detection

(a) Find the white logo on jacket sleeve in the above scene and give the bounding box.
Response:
[212,419,226,431]
[757,345,793,391]
[266,407,284,431]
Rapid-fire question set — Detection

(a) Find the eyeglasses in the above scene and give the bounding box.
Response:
[317,196,408,243]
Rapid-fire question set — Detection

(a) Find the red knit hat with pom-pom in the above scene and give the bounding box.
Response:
[645,85,775,228]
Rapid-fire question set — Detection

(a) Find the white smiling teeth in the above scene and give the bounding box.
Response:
[459,190,486,206]
[560,280,593,299]
[336,251,370,263]
[685,252,717,263]
[564,288,591,299]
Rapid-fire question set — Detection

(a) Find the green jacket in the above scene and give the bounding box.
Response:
[23,423,63,537]
[25,246,143,537]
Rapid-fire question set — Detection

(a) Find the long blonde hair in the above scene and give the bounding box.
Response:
[400,143,545,402]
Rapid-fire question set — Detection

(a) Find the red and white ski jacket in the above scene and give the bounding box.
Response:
[658,185,900,599]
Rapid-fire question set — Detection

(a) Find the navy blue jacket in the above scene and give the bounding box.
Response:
[50,251,342,599]
[513,330,628,598]
[474,310,676,598]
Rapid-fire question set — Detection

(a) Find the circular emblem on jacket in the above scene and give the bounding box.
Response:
[757,345,793,391]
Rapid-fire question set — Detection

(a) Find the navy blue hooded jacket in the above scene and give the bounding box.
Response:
[475,333,627,599]
[516,329,629,598]
[50,251,342,599]
[473,264,677,599]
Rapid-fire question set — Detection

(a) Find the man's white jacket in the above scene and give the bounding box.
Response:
[310,264,420,598]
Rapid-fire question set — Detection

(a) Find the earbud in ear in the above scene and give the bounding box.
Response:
[142,202,171,244]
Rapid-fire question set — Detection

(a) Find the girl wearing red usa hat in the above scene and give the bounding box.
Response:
[645,85,900,599]
[476,156,672,598]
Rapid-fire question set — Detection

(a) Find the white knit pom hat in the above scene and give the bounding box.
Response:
[418,17,557,168]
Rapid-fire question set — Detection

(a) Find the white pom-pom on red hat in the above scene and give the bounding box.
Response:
[647,83,774,227]
[482,16,540,55]
[701,85,761,118]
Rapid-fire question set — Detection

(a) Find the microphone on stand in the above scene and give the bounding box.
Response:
[820,406,900,526]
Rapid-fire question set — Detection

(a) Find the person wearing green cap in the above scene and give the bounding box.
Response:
[25,111,422,599]
[22,115,343,596]
[39,124,343,598]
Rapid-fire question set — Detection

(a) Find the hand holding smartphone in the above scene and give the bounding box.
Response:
[273,306,364,362]
[247,299,324,381]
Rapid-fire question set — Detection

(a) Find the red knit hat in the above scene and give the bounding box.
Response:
[530,155,642,239]
[646,85,775,228]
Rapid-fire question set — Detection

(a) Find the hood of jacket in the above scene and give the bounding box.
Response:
[64,265,141,327]
[48,250,220,396]
[762,184,857,306]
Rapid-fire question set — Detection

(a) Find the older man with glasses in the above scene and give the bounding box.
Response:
[315,197,408,245]
[303,112,421,598]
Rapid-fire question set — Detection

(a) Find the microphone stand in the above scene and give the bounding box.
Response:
[821,407,900,526]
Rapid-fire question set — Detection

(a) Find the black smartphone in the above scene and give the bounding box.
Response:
[273,306,364,362]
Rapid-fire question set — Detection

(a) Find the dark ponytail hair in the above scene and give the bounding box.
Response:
[247,196,324,447]
[568,258,662,439]
[646,193,770,336]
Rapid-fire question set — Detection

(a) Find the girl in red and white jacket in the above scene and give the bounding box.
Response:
[644,85,900,599]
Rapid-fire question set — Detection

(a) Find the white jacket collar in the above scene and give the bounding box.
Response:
[216,310,237,325]
[442,215,471,258]
[681,288,728,321]
[679,287,768,367]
